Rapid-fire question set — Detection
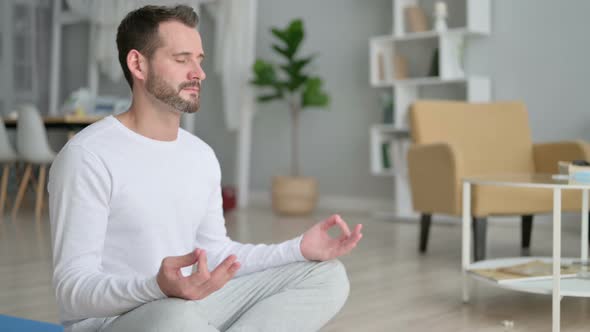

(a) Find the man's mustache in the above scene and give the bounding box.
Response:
[178,81,200,90]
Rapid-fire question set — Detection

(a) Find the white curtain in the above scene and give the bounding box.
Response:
[205,0,257,131]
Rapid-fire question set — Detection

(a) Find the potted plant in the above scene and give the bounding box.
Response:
[251,19,330,216]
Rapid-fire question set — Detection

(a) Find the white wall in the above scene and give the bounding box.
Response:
[468,0,590,142]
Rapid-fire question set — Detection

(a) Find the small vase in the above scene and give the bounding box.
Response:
[271,176,318,216]
[434,1,448,32]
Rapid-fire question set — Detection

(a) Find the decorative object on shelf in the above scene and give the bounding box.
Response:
[380,92,394,124]
[428,48,440,77]
[433,1,448,32]
[404,5,428,33]
[381,142,391,169]
[377,51,386,81]
[251,18,329,216]
[393,54,408,79]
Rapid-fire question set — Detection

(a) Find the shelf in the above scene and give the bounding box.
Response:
[393,0,491,38]
[393,28,487,42]
[371,76,489,88]
[394,77,467,86]
[373,169,396,177]
[468,257,590,298]
[372,80,395,88]
[370,35,394,44]
[372,28,485,44]
[371,77,462,88]
[371,124,410,137]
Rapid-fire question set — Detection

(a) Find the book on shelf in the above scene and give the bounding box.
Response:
[381,142,391,170]
[428,48,439,77]
[377,51,386,82]
[393,54,408,80]
[470,260,581,284]
[380,92,394,124]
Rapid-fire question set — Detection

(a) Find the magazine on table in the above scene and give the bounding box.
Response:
[470,260,581,284]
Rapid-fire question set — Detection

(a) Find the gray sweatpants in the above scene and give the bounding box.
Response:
[100,260,349,332]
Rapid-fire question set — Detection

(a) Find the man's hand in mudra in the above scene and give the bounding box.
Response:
[301,214,363,261]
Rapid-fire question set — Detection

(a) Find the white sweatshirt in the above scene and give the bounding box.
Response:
[48,116,306,329]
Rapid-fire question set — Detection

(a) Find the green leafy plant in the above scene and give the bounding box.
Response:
[251,19,330,177]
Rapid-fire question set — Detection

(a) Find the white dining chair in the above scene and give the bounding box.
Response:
[0,117,18,216]
[12,104,56,220]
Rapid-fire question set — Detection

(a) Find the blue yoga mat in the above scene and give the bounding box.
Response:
[0,314,63,332]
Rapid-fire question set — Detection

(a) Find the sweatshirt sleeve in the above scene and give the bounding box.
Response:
[194,152,309,277]
[48,145,165,321]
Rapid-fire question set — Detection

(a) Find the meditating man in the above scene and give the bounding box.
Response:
[48,4,362,332]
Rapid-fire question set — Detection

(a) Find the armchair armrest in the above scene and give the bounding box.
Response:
[533,140,590,173]
[407,142,463,215]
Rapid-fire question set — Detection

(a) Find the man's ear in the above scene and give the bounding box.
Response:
[127,49,148,83]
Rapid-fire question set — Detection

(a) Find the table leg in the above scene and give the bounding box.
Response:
[582,189,588,262]
[552,188,561,332]
[462,181,471,303]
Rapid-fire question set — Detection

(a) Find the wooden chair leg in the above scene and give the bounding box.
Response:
[419,213,432,253]
[35,165,47,220]
[521,214,534,254]
[12,164,32,218]
[472,217,488,261]
[0,164,10,216]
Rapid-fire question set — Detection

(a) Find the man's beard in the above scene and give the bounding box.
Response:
[146,71,200,114]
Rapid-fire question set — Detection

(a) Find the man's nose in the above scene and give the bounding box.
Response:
[189,65,206,81]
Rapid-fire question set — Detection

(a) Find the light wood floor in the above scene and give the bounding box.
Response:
[1,206,590,331]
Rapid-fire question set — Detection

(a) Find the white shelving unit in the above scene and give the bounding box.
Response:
[369,0,491,218]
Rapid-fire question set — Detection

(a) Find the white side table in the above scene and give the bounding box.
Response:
[461,174,590,332]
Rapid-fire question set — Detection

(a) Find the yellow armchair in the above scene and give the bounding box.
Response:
[408,100,590,260]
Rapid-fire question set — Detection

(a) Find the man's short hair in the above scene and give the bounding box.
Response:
[116,5,199,89]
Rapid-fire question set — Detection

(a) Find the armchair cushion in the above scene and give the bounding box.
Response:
[534,140,590,174]
[408,142,461,215]
[410,100,535,176]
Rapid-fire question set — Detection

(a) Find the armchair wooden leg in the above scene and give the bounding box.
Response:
[472,217,487,261]
[521,214,534,254]
[419,213,432,253]
[35,165,47,221]
[0,164,10,216]
[12,164,32,218]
